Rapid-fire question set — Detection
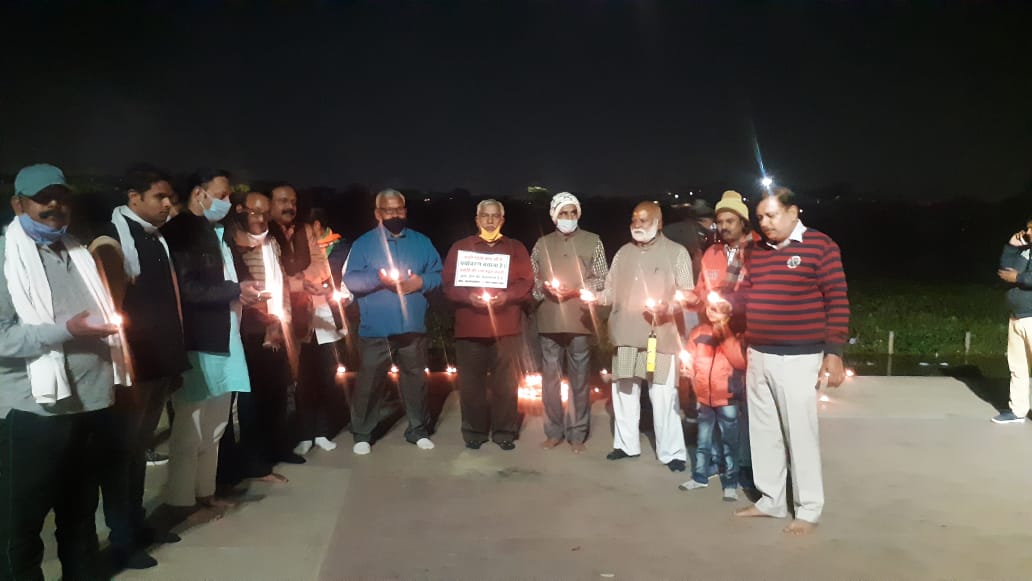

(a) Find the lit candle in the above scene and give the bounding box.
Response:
[579,289,596,302]
[707,291,723,304]
[336,365,347,374]
[481,291,493,302]
[645,298,656,310]
[110,313,123,327]
[389,268,400,281]
[551,277,560,289]
[332,290,344,302]
[679,349,692,366]
[674,290,685,302]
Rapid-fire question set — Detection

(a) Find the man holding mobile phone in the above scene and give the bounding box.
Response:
[994,218,1032,424]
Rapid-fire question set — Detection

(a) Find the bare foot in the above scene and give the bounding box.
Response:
[541,438,563,450]
[735,505,776,518]
[783,519,818,535]
[253,472,289,484]
[197,495,238,510]
[570,442,587,454]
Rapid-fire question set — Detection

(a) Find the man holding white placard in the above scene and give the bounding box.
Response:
[442,199,533,450]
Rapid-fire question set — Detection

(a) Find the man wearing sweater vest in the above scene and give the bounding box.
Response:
[733,186,849,535]
[91,164,189,569]
[531,192,608,453]
[584,201,692,470]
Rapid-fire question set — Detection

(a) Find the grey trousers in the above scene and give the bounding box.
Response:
[540,333,592,444]
[351,334,430,444]
[747,348,825,523]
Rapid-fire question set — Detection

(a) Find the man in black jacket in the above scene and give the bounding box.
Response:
[160,168,263,511]
[996,218,1032,424]
[91,164,190,569]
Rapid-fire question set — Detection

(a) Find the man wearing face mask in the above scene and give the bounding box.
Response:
[161,168,263,513]
[343,189,443,455]
[220,191,295,482]
[581,201,692,470]
[530,192,607,453]
[0,163,130,580]
[442,199,534,451]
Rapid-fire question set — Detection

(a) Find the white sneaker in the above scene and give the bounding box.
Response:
[314,437,337,451]
[722,488,739,502]
[678,479,708,491]
[416,437,435,450]
[293,440,313,456]
[353,442,371,455]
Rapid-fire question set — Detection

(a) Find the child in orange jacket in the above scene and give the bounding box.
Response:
[678,299,746,501]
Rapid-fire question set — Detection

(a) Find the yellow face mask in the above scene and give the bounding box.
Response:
[478,228,503,243]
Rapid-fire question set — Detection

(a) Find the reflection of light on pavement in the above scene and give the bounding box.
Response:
[336,365,346,374]
[517,373,568,402]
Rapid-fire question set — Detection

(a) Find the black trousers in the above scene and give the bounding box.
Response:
[0,408,114,581]
[351,334,430,444]
[218,335,291,486]
[455,335,521,444]
[99,377,175,550]
[296,337,343,441]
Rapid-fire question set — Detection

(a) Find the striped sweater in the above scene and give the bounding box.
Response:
[740,225,849,356]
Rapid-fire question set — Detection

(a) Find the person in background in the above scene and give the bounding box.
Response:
[995,217,1032,424]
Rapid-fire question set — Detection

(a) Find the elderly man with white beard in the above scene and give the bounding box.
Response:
[582,201,692,470]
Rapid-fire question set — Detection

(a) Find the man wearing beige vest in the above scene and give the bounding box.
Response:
[531,193,608,454]
[582,201,692,470]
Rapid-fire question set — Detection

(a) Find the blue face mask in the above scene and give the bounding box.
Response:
[18,213,67,245]
[203,195,231,223]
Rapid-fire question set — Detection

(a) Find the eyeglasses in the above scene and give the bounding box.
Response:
[377,206,407,217]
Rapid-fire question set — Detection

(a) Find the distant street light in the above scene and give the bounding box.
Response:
[761,176,773,188]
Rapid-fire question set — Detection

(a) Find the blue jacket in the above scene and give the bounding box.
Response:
[344,225,443,337]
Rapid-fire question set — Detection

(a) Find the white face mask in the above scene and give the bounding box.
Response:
[247,229,269,244]
[556,218,578,234]
[631,221,658,243]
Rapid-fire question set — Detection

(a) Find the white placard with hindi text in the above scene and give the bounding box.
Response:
[454,250,510,289]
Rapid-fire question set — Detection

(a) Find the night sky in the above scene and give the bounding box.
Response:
[2,1,1030,199]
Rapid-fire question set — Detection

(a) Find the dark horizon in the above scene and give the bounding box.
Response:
[2,1,1030,200]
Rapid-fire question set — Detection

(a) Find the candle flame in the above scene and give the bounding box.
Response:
[389,268,400,281]
[645,298,656,309]
[481,291,492,302]
[579,289,596,302]
[110,314,123,327]
[551,277,560,288]
[707,291,723,304]
[674,290,685,302]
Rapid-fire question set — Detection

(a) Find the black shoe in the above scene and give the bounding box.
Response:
[111,548,158,570]
[465,441,483,450]
[139,527,181,546]
[497,440,516,451]
[279,453,307,465]
[666,459,687,472]
[145,449,169,466]
[606,449,639,461]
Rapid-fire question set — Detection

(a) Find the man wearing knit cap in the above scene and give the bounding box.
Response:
[0,163,130,579]
[679,190,761,501]
[530,193,608,453]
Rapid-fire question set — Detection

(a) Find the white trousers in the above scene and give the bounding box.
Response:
[164,392,232,507]
[1007,317,1032,417]
[611,359,687,463]
[747,348,824,523]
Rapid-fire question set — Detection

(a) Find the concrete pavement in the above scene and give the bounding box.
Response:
[39,376,1032,580]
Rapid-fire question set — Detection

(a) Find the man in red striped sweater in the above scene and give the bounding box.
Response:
[732,186,849,535]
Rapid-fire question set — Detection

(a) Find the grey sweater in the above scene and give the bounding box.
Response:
[0,237,114,419]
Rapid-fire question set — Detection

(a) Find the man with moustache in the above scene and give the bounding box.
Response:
[581,201,692,470]
[0,164,129,580]
[732,186,849,535]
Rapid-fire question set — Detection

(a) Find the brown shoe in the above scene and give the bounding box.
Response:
[540,438,563,450]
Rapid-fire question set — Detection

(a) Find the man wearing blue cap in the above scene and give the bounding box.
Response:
[0,163,131,580]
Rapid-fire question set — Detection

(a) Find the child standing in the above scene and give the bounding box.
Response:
[679,300,746,501]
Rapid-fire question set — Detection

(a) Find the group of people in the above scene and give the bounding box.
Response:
[0,161,849,580]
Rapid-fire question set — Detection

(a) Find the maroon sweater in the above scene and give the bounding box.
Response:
[443,235,533,339]
[740,227,849,356]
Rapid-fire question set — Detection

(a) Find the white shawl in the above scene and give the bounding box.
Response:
[3,217,132,403]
